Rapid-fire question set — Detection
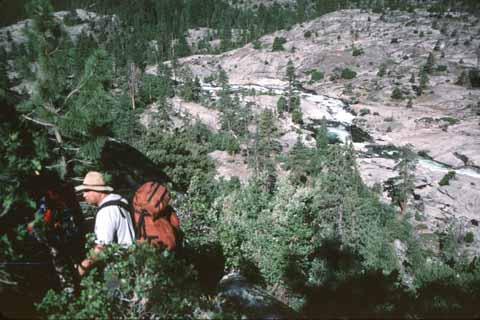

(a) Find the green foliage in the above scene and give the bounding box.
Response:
[63,9,82,26]
[391,87,404,100]
[251,110,280,175]
[377,64,386,77]
[180,75,202,103]
[468,69,480,88]
[464,232,474,243]
[359,108,371,116]
[1,119,48,220]
[439,171,456,186]
[252,39,262,49]
[139,66,174,104]
[436,65,448,72]
[352,46,364,56]
[291,107,304,125]
[209,132,241,155]
[37,243,217,319]
[309,69,324,82]
[272,36,287,51]
[134,125,215,192]
[220,93,251,139]
[277,96,287,114]
[412,259,480,318]
[213,144,417,316]
[315,117,330,150]
[419,70,429,93]
[384,146,417,214]
[7,1,480,318]
[423,52,435,74]
[409,72,415,83]
[341,68,357,79]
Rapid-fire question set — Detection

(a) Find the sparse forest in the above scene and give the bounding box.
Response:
[2,0,480,318]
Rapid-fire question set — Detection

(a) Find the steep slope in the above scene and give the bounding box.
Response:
[155,8,480,255]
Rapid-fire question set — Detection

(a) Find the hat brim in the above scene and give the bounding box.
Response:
[75,185,114,193]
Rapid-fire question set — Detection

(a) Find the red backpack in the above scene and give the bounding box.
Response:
[132,181,181,251]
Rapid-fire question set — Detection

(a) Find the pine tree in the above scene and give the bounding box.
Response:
[252,110,279,176]
[423,52,435,74]
[419,70,429,92]
[316,117,329,150]
[217,68,232,111]
[385,145,417,214]
[409,72,415,84]
[277,96,287,115]
[21,0,74,178]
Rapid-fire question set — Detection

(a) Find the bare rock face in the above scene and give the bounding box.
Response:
[209,151,251,183]
[217,272,299,319]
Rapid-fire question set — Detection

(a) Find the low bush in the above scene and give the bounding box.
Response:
[310,69,324,82]
[439,171,456,186]
[391,87,404,100]
[341,68,357,79]
[37,243,220,319]
[352,47,364,56]
[359,108,371,116]
[436,65,448,72]
[464,232,474,244]
[272,37,287,51]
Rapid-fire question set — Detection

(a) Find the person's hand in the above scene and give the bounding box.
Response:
[76,262,88,277]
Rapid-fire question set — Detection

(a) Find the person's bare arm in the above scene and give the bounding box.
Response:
[77,244,104,277]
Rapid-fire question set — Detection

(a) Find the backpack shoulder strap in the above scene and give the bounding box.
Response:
[97,200,131,218]
[97,199,135,242]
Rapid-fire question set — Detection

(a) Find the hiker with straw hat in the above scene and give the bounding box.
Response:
[75,171,135,276]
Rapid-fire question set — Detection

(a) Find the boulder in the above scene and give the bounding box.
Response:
[217,272,299,319]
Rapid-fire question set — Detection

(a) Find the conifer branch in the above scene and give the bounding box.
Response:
[64,69,95,104]
[0,277,17,286]
[45,45,60,57]
[43,102,59,115]
[21,114,55,127]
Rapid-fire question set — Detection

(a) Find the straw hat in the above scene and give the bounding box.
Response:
[75,171,113,193]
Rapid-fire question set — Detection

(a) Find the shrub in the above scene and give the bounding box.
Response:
[377,64,386,77]
[436,65,448,72]
[439,117,458,126]
[37,243,218,319]
[304,30,312,38]
[341,68,357,79]
[310,69,324,82]
[252,39,262,49]
[391,87,404,100]
[63,9,83,26]
[439,171,456,186]
[384,116,394,122]
[272,37,287,51]
[352,47,364,56]
[464,232,474,243]
[291,108,303,125]
[359,108,371,116]
[468,69,480,88]
[455,70,468,86]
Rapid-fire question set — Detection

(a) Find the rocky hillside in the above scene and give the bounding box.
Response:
[147,9,480,256]
[2,6,479,256]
